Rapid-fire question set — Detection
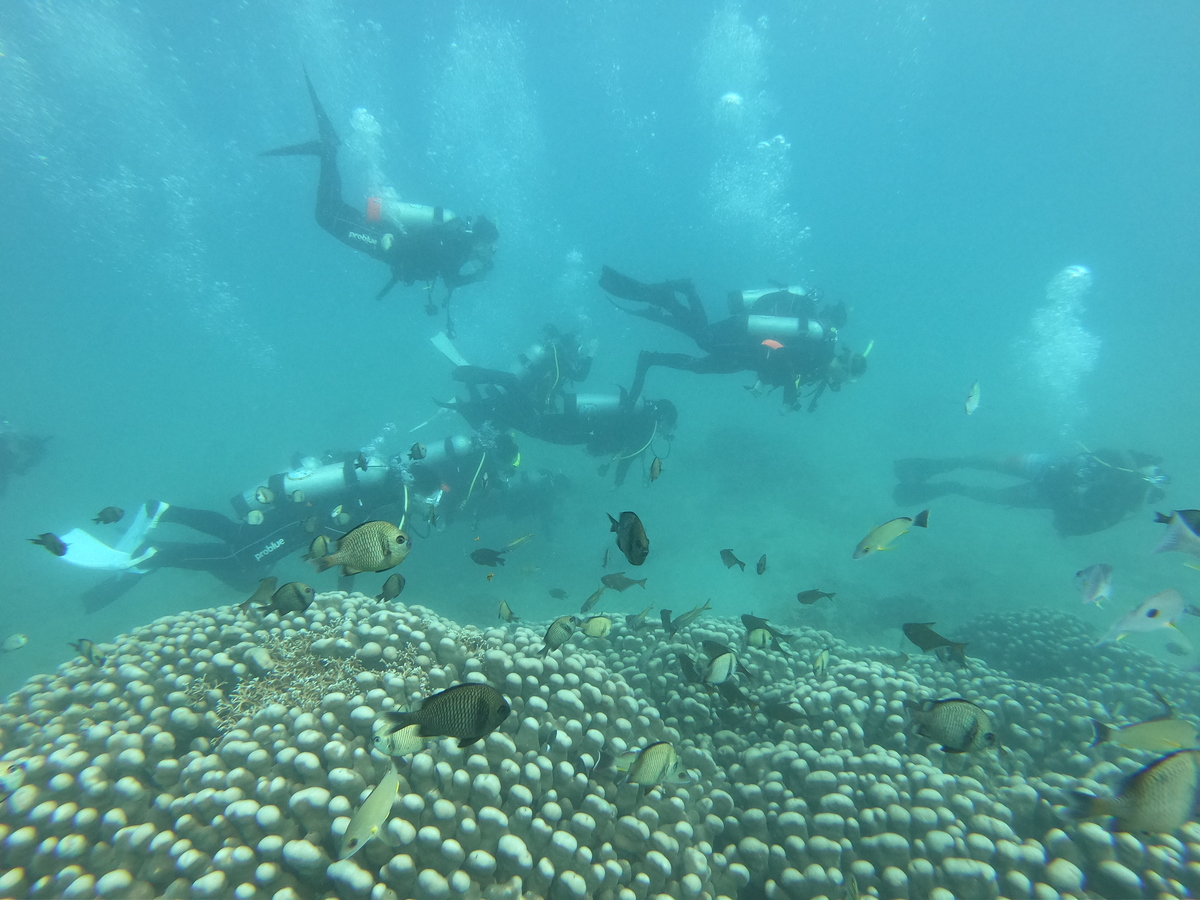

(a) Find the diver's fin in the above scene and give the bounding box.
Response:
[261,68,340,157]
[261,141,323,157]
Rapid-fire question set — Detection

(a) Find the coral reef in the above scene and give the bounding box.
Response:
[1,595,1199,899]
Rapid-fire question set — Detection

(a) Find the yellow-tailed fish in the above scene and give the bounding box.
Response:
[1097,589,1185,645]
[813,647,829,676]
[853,509,929,558]
[504,533,535,550]
[1154,510,1200,558]
[1071,749,1200,833]
[339,762,401,859]
[670,600,712,631]
[1091,692,1200,752]
[582,615,613,638]
[615,741,689,786]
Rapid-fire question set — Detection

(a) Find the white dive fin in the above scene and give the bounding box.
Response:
[431,331,470,368]
[59,529,158,573]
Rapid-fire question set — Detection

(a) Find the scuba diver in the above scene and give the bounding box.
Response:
[262,70,499,336]
[438,326,676,486]
[0,419,48,495]
[56,431,561,611]
[892,449,1169,537]
[598,266,867,413]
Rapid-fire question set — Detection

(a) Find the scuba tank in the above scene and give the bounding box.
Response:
[371,198,459,231]
[745,315,824,341]
[230,455,388,518]
[420,434,474,468]
[573,393,643,417]
[728,286,808,315]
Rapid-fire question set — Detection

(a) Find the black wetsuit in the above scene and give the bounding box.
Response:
[599,266,838,409]
[264,71,494,313]
[892,450,1163,536]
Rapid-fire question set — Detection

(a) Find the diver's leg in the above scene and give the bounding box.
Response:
[452,367,522,393]
[614,456,635,488]
[158,506,242,544]
[599,267,697,322]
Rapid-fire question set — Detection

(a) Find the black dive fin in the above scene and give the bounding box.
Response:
[261,140,323,158]
[261,68,340,157]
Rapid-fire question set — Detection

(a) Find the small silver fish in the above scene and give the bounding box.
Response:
[339,762,401,859]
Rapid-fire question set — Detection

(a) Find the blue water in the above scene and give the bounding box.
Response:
[1,1,1198,695]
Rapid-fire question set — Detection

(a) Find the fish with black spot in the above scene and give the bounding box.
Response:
[906,697,995,753]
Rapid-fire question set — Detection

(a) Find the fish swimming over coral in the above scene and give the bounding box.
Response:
[1072,749,1200,833]
[376,683,510,751]
[906,698,995,753]
[853,509,929,558]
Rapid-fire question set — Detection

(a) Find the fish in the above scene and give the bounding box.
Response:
[720,549,746,571]
[315,521,411,576]
[255,486,275,505]
[615,741,690,786]
[92,507,124,525]
[602,547,611,568]
[304,534,330,561]
[1071,749,1200,833]
[854,509,929,558]
[649,457,662,482]
[354,453,368,472]
[541,615,580,655]
[965,380,980,415]
[601,572,647,592]
[907,698,995,752]
[1098,590,1186,645]
[746,628,774,650]
[1,634,29,653]
[671,600,712,632]
[902,622,968,663]
[471,548,507,567]
[626,603,655,631]
[269,582,315,614]
[756,554,767,575]
[504,533,534,550]
[582,616,613,638]
[0,761,25,801]
[303,515,319,534]
[741,614,791,649]
[409,442,427,461]
[69,638,105,666]
[813,648,829,676]
[608,511,649,566]
[486,573,494,582]
[339,761,401,860]
[1166,642,1189,657]
[29,533,67,556]
[677,654,701,685]
[1076,563,1114,607]
[498,600,519,622]
[241,577,279,609]
[377,683,510,750]
[1091,693,1200,752]
[796,589,836,605]
[580,586,607,614]
[332,505,344,518]
[845,869,860,900]
[548,588,568,600]
[376,574,405,601]
[373,722,425,758]
[703,650,738,684]
[1153,510,1200,558]
[763,701,807,724]
[660,609,676,636]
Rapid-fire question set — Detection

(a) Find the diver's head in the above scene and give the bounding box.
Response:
[651,399,678,436]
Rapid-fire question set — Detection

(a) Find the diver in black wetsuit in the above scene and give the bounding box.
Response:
[598,266,866,412]
[63,433,562,611]
[0,419,48,495]
[439,326,676,486]
[262,71,498,335]
[892,449,1169,536]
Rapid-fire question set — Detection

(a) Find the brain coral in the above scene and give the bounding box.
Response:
[2,594,1200,899]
